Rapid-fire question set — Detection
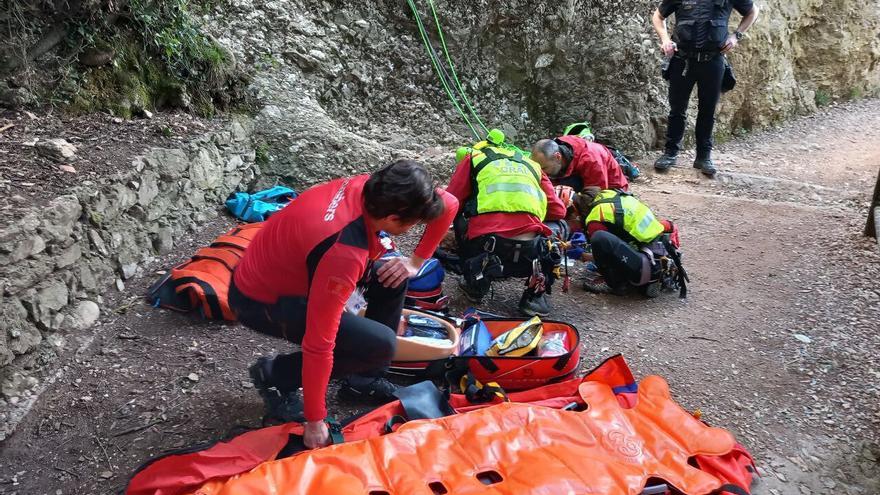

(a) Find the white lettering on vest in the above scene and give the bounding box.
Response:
[324,179,351,221]
[494,162,529,175]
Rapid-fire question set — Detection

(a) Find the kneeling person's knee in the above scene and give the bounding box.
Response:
[366,327,397,365]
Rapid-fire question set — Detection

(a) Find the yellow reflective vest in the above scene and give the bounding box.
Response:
[584,190,665,244]
[466,146,547,220]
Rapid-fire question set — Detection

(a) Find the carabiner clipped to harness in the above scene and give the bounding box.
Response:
[527,258,546,294]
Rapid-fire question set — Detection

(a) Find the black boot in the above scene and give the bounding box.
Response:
[583,273,629,296]
[459,279,485,303]
[518,288,551,317]
[249,357,304,422]
[337,376,399,405]
[694,157,717,177]
[654,153,677,171]
[643,280,662,298]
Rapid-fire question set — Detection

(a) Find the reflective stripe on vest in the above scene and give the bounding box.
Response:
[585,190,665,244]
[468,146,547,220]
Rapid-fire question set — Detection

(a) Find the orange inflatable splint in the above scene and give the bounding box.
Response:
[186,375,735,495]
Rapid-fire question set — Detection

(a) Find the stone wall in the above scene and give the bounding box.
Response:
[0,119,257,439]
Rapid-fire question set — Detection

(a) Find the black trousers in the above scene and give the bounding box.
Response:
[229,273,404,393]
[590,230,652,291]
[664,54,725,158]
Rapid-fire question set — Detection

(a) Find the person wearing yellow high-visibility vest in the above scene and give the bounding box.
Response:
[582,189,683,297]
[446,137,566,316]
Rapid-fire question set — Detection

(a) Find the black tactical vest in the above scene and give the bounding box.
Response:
[673,0,734,52]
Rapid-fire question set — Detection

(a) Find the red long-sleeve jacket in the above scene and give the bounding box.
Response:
[233,174,457,421]
[555,135,630,192]
[446,156,566,239]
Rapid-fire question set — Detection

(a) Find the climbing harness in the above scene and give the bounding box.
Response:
[661,236,689,298]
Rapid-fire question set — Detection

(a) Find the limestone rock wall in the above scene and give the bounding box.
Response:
[0,120,257,439]
[206,0,880,163]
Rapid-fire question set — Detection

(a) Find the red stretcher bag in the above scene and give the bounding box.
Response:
[452,315,581,390]
[390,312,581,390]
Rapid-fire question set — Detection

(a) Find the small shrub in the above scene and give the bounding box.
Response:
[254,141,271,165]
[814,89,831,107]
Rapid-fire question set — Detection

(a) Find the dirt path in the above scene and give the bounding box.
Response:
[1,99,879,495]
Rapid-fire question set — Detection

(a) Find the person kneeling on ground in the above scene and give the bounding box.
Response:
[229,160,456,449]
[530,136,630,194]
[446,144,567,316]
[581,189,681,297]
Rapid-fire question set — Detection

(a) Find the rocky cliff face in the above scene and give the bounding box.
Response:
[203,0,880,181]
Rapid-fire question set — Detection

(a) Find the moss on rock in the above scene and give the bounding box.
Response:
[57,30,240,118]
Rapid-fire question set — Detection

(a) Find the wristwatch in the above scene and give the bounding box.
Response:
[734,30,744,41]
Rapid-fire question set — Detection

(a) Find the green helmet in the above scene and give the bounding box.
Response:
[563,122,595,141]
[487,128,505,145]
[455,146,473,162]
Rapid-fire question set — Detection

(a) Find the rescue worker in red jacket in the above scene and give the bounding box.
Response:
[531,136,630,198]
[446,144,567,316]
[230,160,457,449]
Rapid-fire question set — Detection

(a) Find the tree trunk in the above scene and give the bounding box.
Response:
[865,167,880,239]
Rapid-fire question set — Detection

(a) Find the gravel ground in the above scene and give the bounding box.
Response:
[0,99,878,495]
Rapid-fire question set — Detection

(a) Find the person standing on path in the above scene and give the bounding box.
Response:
[652,0,759,177]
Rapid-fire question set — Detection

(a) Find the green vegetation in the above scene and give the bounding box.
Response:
[254,141,271,166]
[129,0,233,89]
[814,89,831,107]
[3,0,248,117]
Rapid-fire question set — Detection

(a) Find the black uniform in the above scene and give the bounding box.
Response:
[659,0,754,159]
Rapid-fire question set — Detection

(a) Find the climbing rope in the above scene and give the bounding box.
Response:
[426,0,489,135]
[406,0,481,139]
[406,0,535,158]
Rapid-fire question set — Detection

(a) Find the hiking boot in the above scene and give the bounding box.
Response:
[653,153,677,171]
[249,356,275,394]
[694,157,717,177]
[263,391,305,423]
[250,357,304,422]
[518,290,550,317]
[583,276,628,296]
[337,377,399,405]
[643,280,662,299]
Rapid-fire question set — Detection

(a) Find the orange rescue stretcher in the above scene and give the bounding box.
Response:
[125,355,756,495]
